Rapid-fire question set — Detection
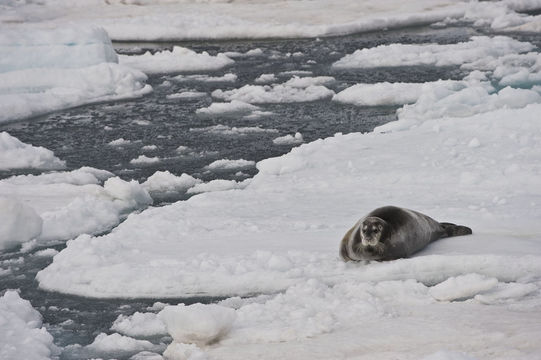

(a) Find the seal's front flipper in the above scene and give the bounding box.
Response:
[440,222,473,237]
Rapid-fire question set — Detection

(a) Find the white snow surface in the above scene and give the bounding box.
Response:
[333,36,534,69]
[206,159,256,171]
[4,0,541,41]
[212,76,335,104]
[196,100,260,115]
[0,291,59,360]
[142,171,201,194]
[119,47,234,74]
[272,132,304,145]
[0,167,152,247]
[0,132,66,170]
[0,26,151,123]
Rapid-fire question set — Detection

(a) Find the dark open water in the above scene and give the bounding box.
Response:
[2,25,535,359]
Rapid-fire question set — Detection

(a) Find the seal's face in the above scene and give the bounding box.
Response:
[360,217,384,247]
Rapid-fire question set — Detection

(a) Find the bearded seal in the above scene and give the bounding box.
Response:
[340,206,472,262]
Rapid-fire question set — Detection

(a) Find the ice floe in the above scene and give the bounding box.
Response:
[0,132,66,170]
[0,291,59,360]
[196,100,260,115]
[118,47,234,74]
[0,26,151,123]
[189,125,278,136]
[212,76,335,104]
[272,132,304,146]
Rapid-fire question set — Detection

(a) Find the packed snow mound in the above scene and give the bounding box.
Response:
[0,132,66,170]
[196,100,259,115]
[0,197,42,251]
[142,171,201,194]
[0,26,151,123]
[63,332,164,360]
[272,132,304,146]
[0,169,151,248]
[118,47,234,74]
[158,303,236,345]
[111,312,167,338]
[429,273,499,302]
[332,36,534,69]
[0,291,59,360]
[212,77,335,104]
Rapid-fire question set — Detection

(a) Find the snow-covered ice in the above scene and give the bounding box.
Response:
[142,171,201,194]
[272,132,304,146]
[206,159,256,171]
[6,0,541,41]
[0,26,151,123]
[0,132,66,170]
[0,167,153,249]
[131,155,162,165]
[0,291,59,360]
[189,125,278,136]
[196,100,260,115]
[170,73,237,83]
[118,47,234,75]
[212,77,335,104]
[332,36,534,69]
[3,1,541,359]
[166,92,208,100]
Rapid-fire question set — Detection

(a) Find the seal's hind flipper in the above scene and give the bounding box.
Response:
[440,222,473,237]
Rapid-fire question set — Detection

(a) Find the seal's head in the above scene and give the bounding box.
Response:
[360,217,385,246]
[340,216,389,261]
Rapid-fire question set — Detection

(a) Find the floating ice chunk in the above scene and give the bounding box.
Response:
[166,92,208,100]
[283,75,335,88]
[3,166,113,186]
[0,197,42,251]
[189,124,278,136]
[111,312,168,338]
[103,177,153,207]
[158,303,236,345]
[333,82,429,106]
[254,74,277,84]
[142,145,158,151]
[65,332,164,359]
[0,291,59,360]
[143,171,201,194]
[109,138,132,146]
[170,73,237,83]
[273,132,304,145]
[206,159,256,171]
[33,248,59,257]
[196,100,260,115]
[332,36,534,69]
[223,48,264,58]
[130,155,162,165]
[187,179,251,194]
[212,80,334,104]
[0,63,152,123]
[119,47,234,74]
[0,132,65,170]
[429,273,498,301]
